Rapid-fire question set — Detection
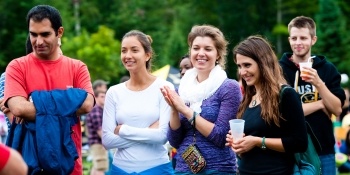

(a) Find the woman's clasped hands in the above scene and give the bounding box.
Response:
[160,86,186,112]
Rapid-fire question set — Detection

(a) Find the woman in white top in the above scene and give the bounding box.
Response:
[102,30,174,175]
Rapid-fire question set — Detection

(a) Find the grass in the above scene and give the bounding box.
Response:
[82,149,92,175]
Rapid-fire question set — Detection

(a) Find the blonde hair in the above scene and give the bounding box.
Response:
[187,25,228,69]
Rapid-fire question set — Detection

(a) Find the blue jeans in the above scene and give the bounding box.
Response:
[174,170,236,175]
[111,162,174,175]
[104,150,113,175]
[319,154,336,175]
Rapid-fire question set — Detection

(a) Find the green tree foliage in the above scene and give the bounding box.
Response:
[278,0,318,55]
[1,0,350,82]
[337,0,350,80]
[211,0,278,78]
[61,25,124,84]
[0,1,32,71]
[162,20,188,67]
[104,0,187,71]
[315,0,349,75]
[0,0,73,72]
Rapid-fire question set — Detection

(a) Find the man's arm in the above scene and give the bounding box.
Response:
[7,93,93,120]
[97,129,102,138]
[315,81,342,117]
[302,86,341,118]
[0,145,28,175]
[76,93,94,116]
[302,100,329,117]
[0,99,13,123]
[7,96,36,121]
[73,61,95,116]
[303,66,343,117]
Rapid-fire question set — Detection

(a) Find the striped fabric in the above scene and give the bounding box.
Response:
[0,72,11,134]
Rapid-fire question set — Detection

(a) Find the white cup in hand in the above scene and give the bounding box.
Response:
[299,62,312,80]
[229,119,245,143]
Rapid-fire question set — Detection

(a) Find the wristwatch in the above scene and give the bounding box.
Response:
[261,137,267,150]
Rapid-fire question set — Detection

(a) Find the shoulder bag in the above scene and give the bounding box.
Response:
[279,85,322,175]
[181,113,206,174]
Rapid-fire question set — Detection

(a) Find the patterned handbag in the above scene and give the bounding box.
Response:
[181,114,206,174]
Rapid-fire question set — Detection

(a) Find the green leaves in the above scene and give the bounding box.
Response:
[62,26,124,83]
[1,0,350,83]
[315,0,350,79]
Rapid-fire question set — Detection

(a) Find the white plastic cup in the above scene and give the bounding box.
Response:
[229,119,245,142]
[299,62,312,80]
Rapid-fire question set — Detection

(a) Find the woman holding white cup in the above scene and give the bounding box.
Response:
[226,36,308,175]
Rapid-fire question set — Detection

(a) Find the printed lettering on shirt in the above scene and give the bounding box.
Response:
[298,85,320,103]
[297,84,316,94]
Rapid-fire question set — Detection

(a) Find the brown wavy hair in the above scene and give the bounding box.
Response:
[233,35,287,126]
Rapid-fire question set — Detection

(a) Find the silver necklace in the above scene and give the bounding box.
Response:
[251,94,260,107]
[251,99,257,107]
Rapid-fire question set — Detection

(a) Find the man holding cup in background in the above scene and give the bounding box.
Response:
[279,16,345,175]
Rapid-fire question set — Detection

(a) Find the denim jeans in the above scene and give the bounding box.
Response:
[174,170,236,175]
[104,150,113,175]
[319,154,336,175]
[111,162,174,175]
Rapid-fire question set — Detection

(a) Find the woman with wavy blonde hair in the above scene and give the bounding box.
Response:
[161,25,242,174]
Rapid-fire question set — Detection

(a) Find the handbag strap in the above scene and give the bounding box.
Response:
[278,84,289,119]
[278,84,322,152]
[192,113,197,144]
[278,84,289,108]
[305,121,322,152]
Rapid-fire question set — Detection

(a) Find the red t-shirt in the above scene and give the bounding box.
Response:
[4,53,94,175]
[0,143,10,171]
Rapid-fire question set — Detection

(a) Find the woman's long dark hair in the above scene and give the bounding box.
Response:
[233,35,287,127]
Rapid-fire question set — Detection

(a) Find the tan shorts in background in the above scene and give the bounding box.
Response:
[90,144,109,171]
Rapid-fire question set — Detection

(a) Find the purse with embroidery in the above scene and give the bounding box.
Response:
[181,113,206,174]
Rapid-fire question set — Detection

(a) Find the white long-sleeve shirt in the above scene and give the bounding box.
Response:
[102,78,174,173]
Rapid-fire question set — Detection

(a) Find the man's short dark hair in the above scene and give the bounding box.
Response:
[92,79,109,90]
[26,35,33,54]
[26,5,62,36]
[288,16,316,37]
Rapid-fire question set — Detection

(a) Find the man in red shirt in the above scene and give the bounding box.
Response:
[2,5,94,175]
[0,143,27,175]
